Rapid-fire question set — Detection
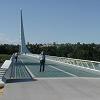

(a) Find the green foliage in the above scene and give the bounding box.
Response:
[0,44,19,54]
[1,43,100,62]
[0,54,11,63]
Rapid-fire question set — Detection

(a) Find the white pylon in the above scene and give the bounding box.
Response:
[20,9,30,54]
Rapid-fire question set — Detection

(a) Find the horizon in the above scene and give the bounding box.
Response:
[1,42,100,45]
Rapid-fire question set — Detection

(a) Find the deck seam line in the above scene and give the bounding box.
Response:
[46,59,100,73]
[48,65,77,77]
[25,54,77,77]
[19,58,36,78]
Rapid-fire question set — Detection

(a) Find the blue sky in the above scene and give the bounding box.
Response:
[0,0,100,44]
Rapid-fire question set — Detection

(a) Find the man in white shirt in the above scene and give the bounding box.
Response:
[39,51,45,72]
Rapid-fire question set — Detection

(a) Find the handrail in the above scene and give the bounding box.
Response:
[27,54,100,72]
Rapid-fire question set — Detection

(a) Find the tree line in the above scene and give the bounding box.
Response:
[0,42,100,61]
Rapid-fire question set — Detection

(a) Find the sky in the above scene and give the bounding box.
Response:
[0,0,100,44]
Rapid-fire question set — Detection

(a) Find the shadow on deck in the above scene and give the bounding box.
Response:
[6,78,37,83]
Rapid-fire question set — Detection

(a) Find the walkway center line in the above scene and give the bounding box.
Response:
[20,58,36,78]
[26,55,77,77]
[48,65,77,77]
[22,55,77,77]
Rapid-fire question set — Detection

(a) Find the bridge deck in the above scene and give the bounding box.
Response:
[11,55,100,78]
[1,55,100,100]
[8,59,32,80]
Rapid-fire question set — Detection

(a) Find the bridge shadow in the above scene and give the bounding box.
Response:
[23,62,40,66]
[15,62,50,66]
[15,62,40,66]
[6,78,37,83]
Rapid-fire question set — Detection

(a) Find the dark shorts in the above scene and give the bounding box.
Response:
[40,60,45,64]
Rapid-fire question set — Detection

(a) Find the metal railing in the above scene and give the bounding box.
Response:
[46,56,100,71]
[27,54,100,70]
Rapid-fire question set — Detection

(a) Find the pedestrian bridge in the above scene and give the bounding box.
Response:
[1,53,100,82]
[1,54,100,100]
[0,53,100,86]
[5,9,99,79]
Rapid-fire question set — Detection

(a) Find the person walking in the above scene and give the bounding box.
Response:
[39,51,45,72]
[15,52,18,62]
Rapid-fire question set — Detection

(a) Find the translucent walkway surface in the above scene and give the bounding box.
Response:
[11,54,100,78]
[1,54,100,100]
[8,59,32,80]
